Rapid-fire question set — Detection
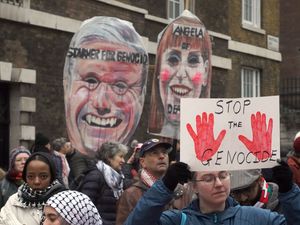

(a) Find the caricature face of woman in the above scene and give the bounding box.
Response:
[159,46,208,124]
[65,41,144,154]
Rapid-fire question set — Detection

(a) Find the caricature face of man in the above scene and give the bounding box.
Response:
[65,41,144,154]
[159,45,208,124]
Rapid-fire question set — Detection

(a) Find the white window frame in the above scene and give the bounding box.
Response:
[242,0,261,29]
[167,0,184,20]
[0,0,30,8]
[241,67,261,97]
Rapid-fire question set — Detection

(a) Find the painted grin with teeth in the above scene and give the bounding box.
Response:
[83,114,122,128]
[170,84,192,97]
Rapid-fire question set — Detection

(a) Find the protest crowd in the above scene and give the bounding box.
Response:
[1,11,300,225]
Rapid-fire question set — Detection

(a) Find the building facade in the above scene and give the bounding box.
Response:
[0,0,281,168]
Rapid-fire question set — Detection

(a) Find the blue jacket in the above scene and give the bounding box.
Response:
[124,180,287,225]
[279,184,300,225]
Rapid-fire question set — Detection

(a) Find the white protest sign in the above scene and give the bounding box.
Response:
[180,96,280,171]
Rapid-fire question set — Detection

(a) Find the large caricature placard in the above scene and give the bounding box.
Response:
[63,17,148,156]
[180,96,280,171]
[148,10,212,140]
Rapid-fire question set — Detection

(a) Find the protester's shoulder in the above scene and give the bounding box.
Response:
[3,193,21,208]
[239,205,283,218]
[83,167,104,182]
[123,182,146,195]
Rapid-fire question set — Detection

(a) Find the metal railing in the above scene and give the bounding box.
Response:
[0,0,23,6]
[280,77,300,111]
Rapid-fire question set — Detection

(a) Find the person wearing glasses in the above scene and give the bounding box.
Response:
[230,164,300,225]
[63,16,148,157]
[124,162,300,225]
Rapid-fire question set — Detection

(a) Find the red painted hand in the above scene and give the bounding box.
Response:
[238,112,273,160]
[186,112,226,161]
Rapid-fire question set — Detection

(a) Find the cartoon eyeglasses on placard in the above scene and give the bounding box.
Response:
[148,10,212,140]
[63,17,148,156]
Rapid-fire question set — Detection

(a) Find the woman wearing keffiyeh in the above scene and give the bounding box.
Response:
[78,142,128,225]
[0,152,66,225]
[43,190,102,225]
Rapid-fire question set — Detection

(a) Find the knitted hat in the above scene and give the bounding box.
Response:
[8,146,31,172]
[46,190,103,225]
[293,131,300,153]
[230,169,262,191]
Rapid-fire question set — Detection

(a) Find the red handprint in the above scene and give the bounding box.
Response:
[238,112,273,160]
[186,112,226,161]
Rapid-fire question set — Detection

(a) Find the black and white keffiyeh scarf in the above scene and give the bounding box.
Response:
[46,190,103,225]
[18,179,65,208]
[96,160,124,199]
[140,169,158,187]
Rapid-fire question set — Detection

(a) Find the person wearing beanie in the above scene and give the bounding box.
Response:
[0,152,66,225]
[287,131,300,187]
[43,190,102,225]
[0,146,31,208]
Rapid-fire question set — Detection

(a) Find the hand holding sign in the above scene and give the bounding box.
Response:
[186,112,226,161]
[238,112,273,160]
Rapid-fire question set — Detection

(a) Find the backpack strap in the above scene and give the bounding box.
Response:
[180,212,187,225]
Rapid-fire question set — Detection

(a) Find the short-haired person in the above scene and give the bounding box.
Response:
[63,16,148,156]
[52,137,71,187]
[117,139,175,225]
[78,142,128,225]
[124,162,300,225]
[43,190,102,225]
[148,10,212,139]
[0,152,65,225]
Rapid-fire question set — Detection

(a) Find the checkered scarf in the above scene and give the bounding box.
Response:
[18,179,64,208]
[46,190,103,225]
[96,160,124,199]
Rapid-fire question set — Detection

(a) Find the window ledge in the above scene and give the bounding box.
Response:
[242,23,266,35]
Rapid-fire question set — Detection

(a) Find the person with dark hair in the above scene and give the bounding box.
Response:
[31,133,65,186]
[0,152,66,225]
[43,190,102,225]
[78,142,128,225]
[0,146,30,208]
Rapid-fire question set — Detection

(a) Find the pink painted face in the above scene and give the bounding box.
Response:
[65,42,144,155]
[159,47,208,124]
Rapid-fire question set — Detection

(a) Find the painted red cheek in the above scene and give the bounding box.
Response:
[160,69,171,82]
[115,101,127,110]
[192,72,203,85]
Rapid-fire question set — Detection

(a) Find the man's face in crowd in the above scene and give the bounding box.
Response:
[139,146,169,178]
[159,46,208,124]
[230,179,261,206]
[65,41,144,155]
